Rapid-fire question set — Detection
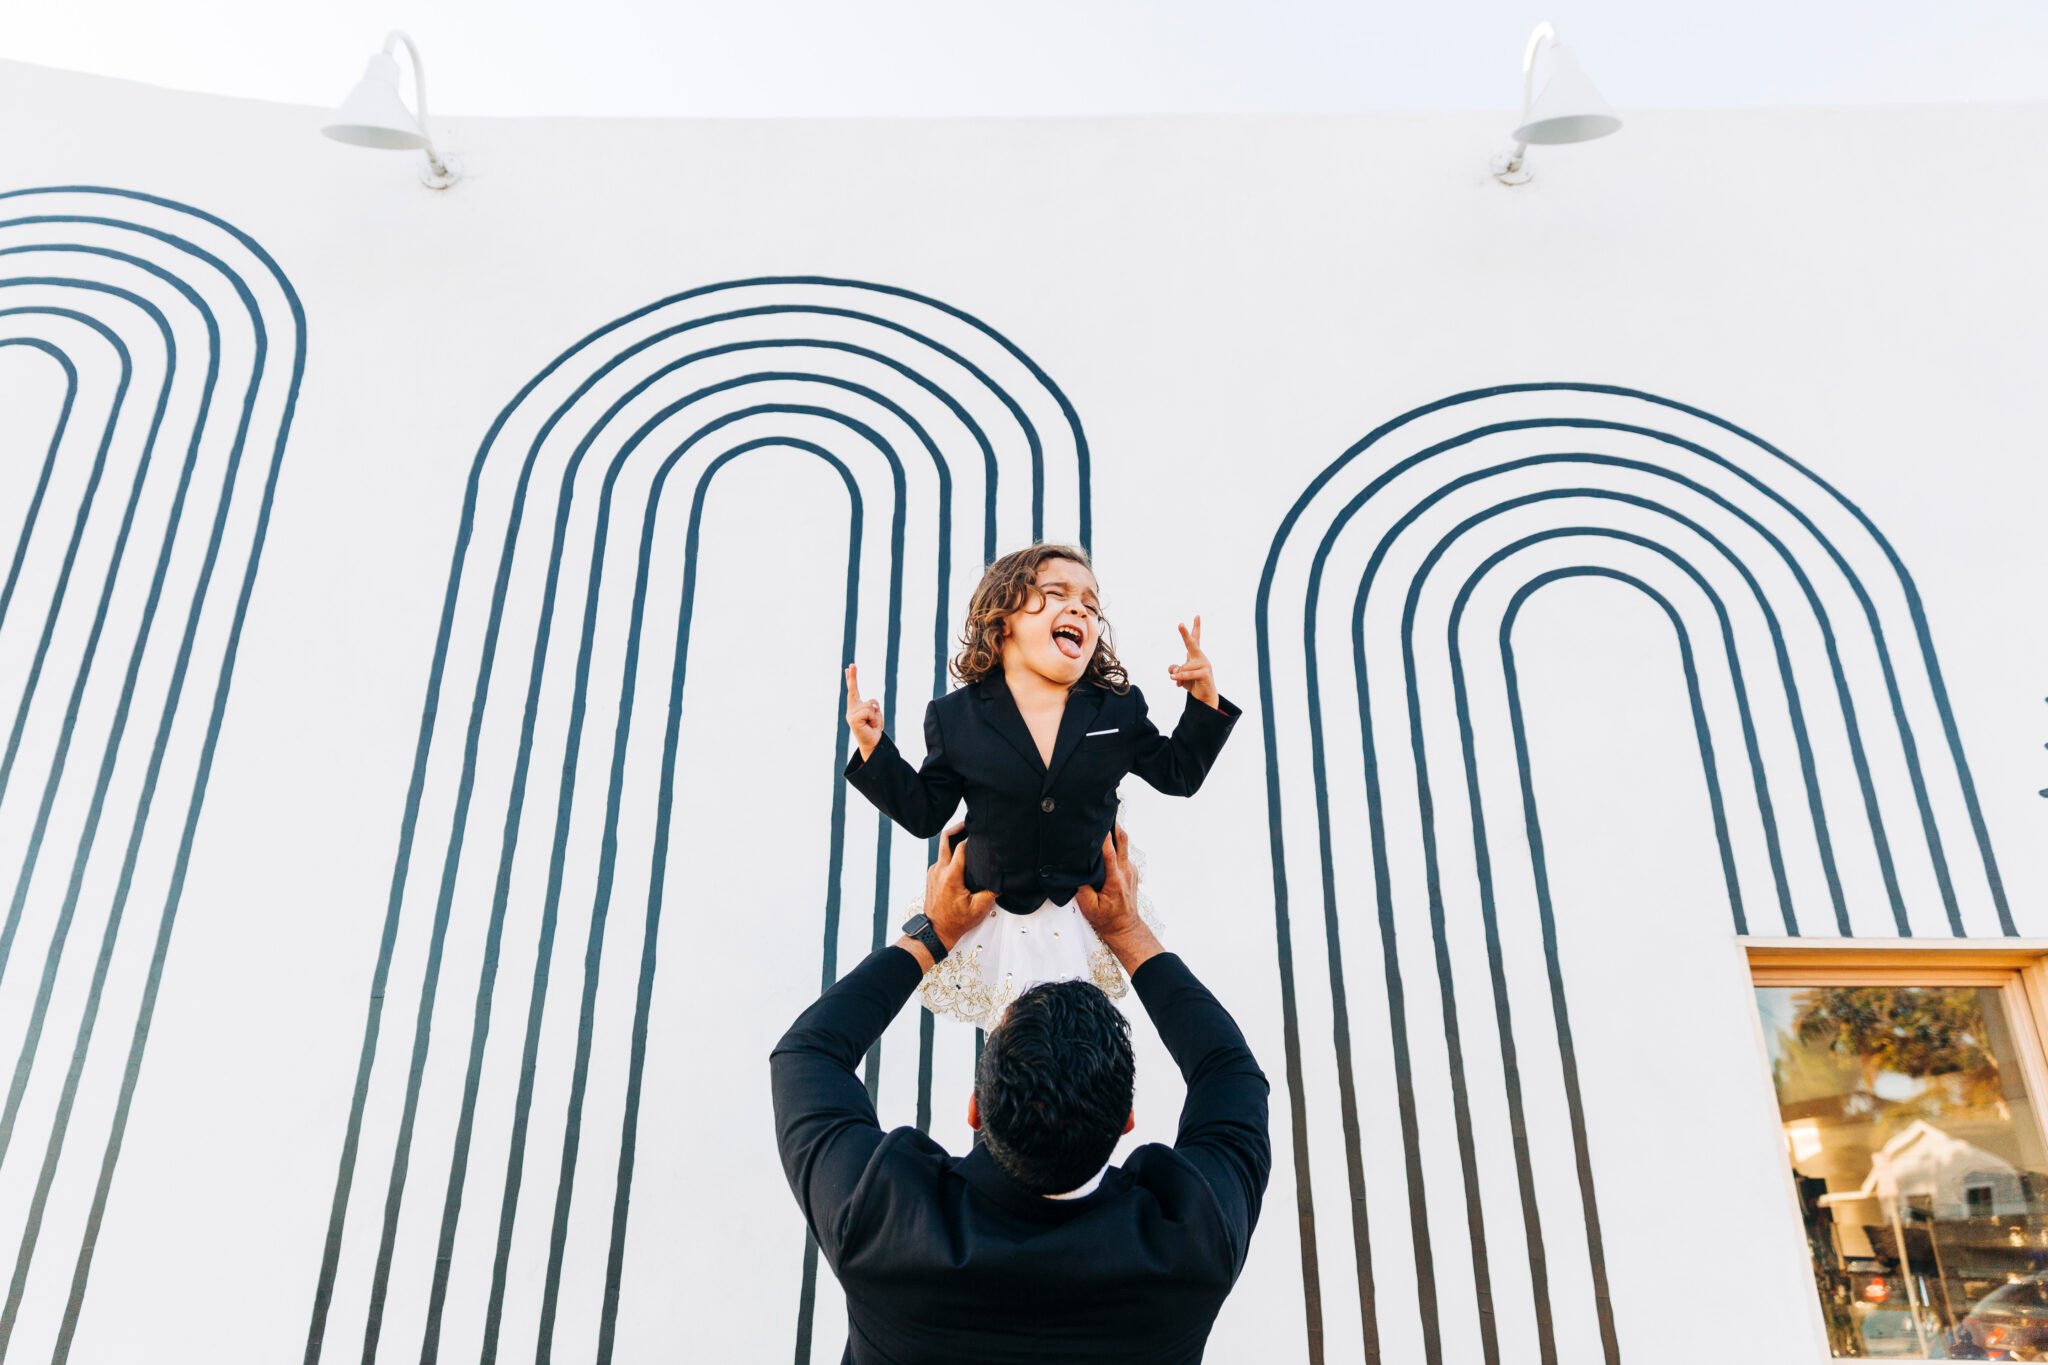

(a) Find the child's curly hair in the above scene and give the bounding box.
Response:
[952,544,1130,693]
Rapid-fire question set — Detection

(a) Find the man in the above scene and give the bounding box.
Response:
[771,826,1270,1362]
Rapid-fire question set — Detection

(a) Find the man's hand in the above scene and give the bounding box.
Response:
[897,824,995,971]
[1075,827,1162,974]
[844,664,883,762]
[1167,616,1220,710]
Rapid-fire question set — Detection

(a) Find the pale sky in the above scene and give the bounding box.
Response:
[13,0,2047,120]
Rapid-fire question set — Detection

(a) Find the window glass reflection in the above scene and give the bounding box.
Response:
[1758,985,2048,1360]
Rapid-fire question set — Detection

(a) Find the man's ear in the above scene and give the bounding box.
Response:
[1123,1110,1135,1136]
[967,1092,982,1131]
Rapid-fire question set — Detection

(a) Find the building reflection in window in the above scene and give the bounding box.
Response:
[1758,985,2048,1360]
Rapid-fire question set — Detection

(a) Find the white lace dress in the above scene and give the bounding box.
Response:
[916,845,1159,1027]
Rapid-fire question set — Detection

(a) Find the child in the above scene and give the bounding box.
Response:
[842,543,1239,1024]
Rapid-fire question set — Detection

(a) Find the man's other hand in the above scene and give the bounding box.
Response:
[897,825,995,971]
[1076,827,1162,974]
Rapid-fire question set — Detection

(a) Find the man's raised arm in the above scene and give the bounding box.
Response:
[770,829,993,1268]
[1074,830,1271,1272]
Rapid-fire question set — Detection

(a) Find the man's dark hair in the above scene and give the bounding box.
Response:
[976,981,1136,1195]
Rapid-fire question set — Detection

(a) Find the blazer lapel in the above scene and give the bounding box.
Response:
[1041,684,1104,792]
[975,676,1045,773]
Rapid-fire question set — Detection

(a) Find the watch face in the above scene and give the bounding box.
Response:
[901,913,931,936]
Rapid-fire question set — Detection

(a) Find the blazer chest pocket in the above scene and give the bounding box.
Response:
[1068,727,1130,785]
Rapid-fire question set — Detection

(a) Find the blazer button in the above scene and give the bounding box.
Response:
[1040,797,1057,813]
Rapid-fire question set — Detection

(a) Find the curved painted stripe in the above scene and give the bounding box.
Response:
[593,436,869,1365]
[403,396,907,1363]
[1347,472,1867,1362]
[1430,517,1799,1364]
[0,332,82,630]
[467,357,974,1363]
[1256,385,2004,1364]
[302,274,1078,1364]
[0,223,261,1357]
[1529,385,2006,937]
[350,388,913,1362]
[307,282,1071,1363]
[1367,453,1886,935]
[0,272,172,870]
[1280,387,2001,941]
[1490,561,1715,1365]
[0,186,304,1363]
[530,400,905,1363]
[1310,439,1957,1359]
[0,250,231,1191]
[1286,419,1956,1354]
[402,363,947,1361]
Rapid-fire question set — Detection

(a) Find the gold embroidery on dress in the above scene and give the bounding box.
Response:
[919,944,1017,1025]
[911,899,1161,1023]
[1086,940,1132,999]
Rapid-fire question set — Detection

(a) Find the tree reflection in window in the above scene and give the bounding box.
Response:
[1757,984,2048,1359]
[1790,987,2004,1118]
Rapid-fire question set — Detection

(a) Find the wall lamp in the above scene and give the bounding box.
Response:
[1491,22,1621,186]
[322,31,461,189]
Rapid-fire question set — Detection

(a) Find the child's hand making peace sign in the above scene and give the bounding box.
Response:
[1166,616,1221,710]
[844,664,883,761]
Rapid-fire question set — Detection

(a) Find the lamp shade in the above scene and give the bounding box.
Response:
[322,53,428,150]
[1511,43,1621,146]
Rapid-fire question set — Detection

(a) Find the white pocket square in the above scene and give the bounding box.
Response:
[1085,728,1119,737]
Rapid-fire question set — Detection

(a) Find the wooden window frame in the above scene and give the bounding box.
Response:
[1740,937,2048,1362]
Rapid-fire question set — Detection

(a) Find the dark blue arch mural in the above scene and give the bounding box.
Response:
[0,186,305,1361]
[302,279,1089,1364]
[1255,384,2011,1365]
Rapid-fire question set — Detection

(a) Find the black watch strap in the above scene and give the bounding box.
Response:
[901,913,947,964]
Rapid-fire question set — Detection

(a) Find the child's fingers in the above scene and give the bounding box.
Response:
[845,664,863,705]
[1192,615,1202,647]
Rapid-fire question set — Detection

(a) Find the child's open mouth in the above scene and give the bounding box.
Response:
[1051,623,1086,659]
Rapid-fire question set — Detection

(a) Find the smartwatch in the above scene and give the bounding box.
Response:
[901,912,947,965]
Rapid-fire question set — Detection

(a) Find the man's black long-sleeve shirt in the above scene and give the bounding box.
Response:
[771,947,1270,1363]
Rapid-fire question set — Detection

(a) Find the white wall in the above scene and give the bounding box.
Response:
[0,60,2042,1364]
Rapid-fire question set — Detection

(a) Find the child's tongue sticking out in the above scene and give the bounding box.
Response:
[1002,558,1099,694]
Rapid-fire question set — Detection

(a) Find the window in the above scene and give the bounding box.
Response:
[1752,946,2048,1361]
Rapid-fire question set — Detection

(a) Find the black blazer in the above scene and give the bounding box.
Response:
[844,678,1240,913]
[771,945,1271,1364]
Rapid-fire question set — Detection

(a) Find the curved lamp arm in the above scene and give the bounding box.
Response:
[1505,21,1559,171]
[383,29,453,182]
[1520,22,1559,124]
